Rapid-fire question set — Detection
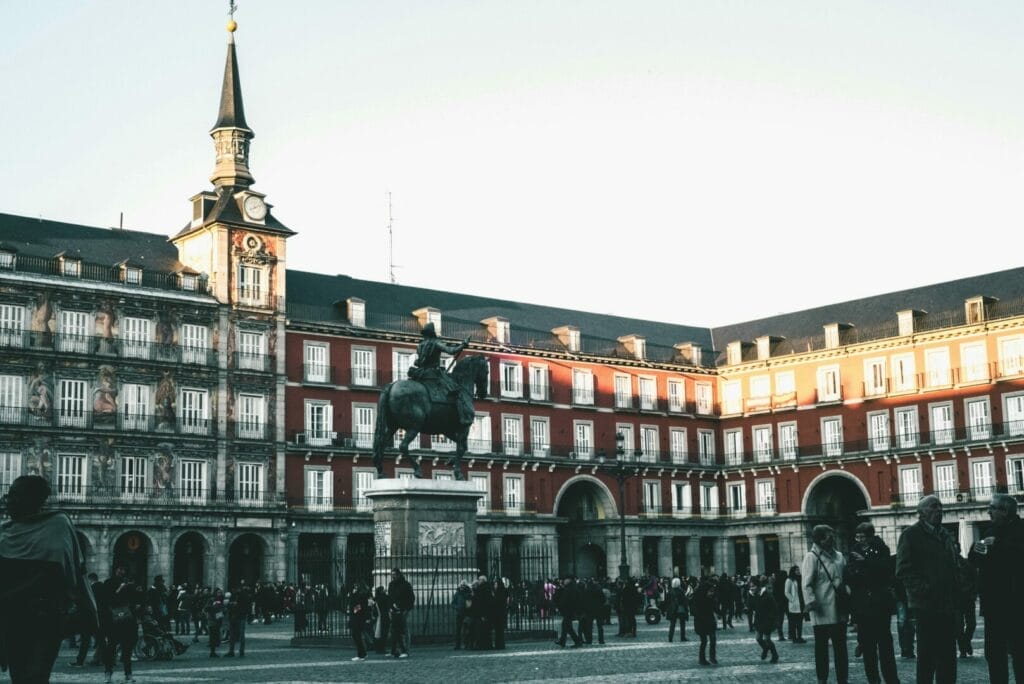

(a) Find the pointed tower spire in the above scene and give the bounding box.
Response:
[210,17,255,188]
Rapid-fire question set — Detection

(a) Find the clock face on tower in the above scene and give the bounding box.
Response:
[243,195,267,220]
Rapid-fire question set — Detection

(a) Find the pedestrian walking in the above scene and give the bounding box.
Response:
[968,492,1024,684]
[387,568,415,658]
[0,475,96,684]
[953,543,977,659]
[226,588,248,657]
[665,577,688,642]
[691,578,718,665]
[371,586,390,654]
[847,521,898,684]
[554,576,582,648]
[783,565,806,643]
[752,575,779,664]
[348,582,370,661]
[581,578,606,645]
[492,576,510,649]
[771,569,788,641]
[205,589,226,658]
[802,524,849,684]
[896,494,959,684]
[452,580,471,650]
[101,564,141,683]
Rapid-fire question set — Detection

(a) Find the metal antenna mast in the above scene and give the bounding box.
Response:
[387,191,397,284]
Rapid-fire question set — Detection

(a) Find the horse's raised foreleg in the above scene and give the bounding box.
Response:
[399,430,422,478]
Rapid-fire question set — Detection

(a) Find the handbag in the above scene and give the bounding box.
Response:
[812,550,851,617]
[111,605,133,624]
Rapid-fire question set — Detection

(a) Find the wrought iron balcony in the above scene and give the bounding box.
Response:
[348,367,386,388]
[302,363,335,385]
[0,406,215,437]
[234,351,271,372]
[0,330,217,365]
[0,253,211,294]
[48,484,283,509]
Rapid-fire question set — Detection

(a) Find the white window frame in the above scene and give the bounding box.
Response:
[529,416,549,457]
[503,474,524,515]
[352,403,376,448]
[304,341,330,383]
[180,323,209,365]
[500,361,523,398]
[925,347,951,388]
[393,348,416,382]
[933,461,958,503]
[891,353,917,393]
[617,423,635,460]
[864,357,887,397]
[670,481,691,517]
[998,335,1024,377]
[121,317,152,360]
[0,304,26,348]
[236,462,265,506]
[179,388,209,435]
[1004,391,1024,437]
[775,371,796,398]
[930,402,954,446]
[0,374,23,424]
[179,459,208,504]
[638,376,657,411]
[639,424,659,462]
[642,480,662,514]
[969,458,995,500]
[119,456,147,500]
[753,425,773,463]
[471,472,490,513]
[461,412,489,454]
[502,414,523,456]
[695,382,713,415]
[667,379,685,413]
[899,465,923,505]
[614,374,632,409]
[304,400,333,446]
[965,397,990,440]
[237,393,265,439]
[722,380,741,415]
[238,330,265,370]
[120,383,150,431]
[1008,456,1024,495]
[867,410,890,452]
[755,479,776,514]
[723,428,743,465]
[572,369,594,405]
[354,469,375,511]
[304,467,333,512]
[821,416,843,457]
[528,364,549,401]
[727,481,747,517]
[59,310,89,353]
[778,422,798,460]
[895,406,919,449]
[237,263,264,305]
[699,481,719,518]
[817,365,841,402]
[669,427,688,464]
[58,378,87,428]
[697,429,715,464]
[960,342,989,384]
[56,453,87,502]
[351,346,376,387]
[0,452,21,492]
[573,420,594,460]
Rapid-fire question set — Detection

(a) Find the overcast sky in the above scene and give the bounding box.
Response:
[1,1,1021,328]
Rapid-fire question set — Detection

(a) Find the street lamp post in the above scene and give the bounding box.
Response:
[600,432,638,580]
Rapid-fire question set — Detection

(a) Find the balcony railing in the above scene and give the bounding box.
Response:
[572,388,595,406]
[234,351,271,372]
[48,484,283,508]
[526,383,551,403]
[0,330,217,365]
[614,393,635,410]
[497,380,524,399]
[236,287,271,308]
[233,420,269,440]
[0,406,217,436]
[0,253,212,294]
[348,368,386,388]
[302,364,335,384]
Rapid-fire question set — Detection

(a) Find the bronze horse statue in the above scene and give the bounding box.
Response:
[372,354,489,480]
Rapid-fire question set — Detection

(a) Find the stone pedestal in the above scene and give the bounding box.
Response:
[366,478,483,640]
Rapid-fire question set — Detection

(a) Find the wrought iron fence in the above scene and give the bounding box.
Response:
[292,546,554,644]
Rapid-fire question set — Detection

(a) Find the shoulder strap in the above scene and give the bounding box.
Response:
[812,549,839,589]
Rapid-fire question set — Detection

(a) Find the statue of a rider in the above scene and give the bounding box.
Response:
[407,323,475,425]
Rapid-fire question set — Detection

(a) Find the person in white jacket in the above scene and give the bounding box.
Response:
[802,524,849,684]
[783,565,806,643]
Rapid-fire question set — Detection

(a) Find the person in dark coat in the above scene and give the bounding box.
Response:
[717,574,734,629]
[665,577,688,642]
[581,579,606,645]
[752,575,779,663]
[848,521,898,684]
[102,564,142,682]
[617,578,640,637]
[896,494,959,684]
[553,576,582,648]
[348,582,371,661]
[451,581,471,650]
[691,578,719,665]
[470,575,494,650]
[491,577,510,649]
[771,569,789,641]
[370,586,390,654]
[387,568,415,658]
[953,543,977,659]
[969,492,1024,684]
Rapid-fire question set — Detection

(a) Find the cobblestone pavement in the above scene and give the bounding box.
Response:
[27,618,995,684]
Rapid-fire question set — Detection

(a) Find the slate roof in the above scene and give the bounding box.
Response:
[0,213,184,272]
[213,38,249,131]
[172,186,295,240]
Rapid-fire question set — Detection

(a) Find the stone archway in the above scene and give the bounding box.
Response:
[803,473,871,552]
[228,533,268,589]
[113,530,153,587]
[173,531,209,588]
[554,477,618,578]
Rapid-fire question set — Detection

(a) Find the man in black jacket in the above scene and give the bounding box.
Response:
[554,576,582,648]
[849,522,898,684]
[387,568,415,658]
[896,494,959,684]
[969,492,1024,684]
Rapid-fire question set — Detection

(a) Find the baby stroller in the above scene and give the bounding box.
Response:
[136,613,190,661]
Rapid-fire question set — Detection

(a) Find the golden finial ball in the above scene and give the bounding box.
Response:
[227,20,238,33]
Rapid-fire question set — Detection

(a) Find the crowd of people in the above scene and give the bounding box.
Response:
[2,474,1024,684]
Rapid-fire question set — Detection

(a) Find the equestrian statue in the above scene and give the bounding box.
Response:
[372,323,489,480]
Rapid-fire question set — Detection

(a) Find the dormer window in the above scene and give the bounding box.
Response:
[413,307,442,335]
[965,296,995,325]
[61,257,81,277]
[675,342,701,365]
[898,309,923,337]
[0,250,14,270]
[618,335,646,361]
[824,324,840,350]
[482,317,510,344]
[727,341,742,365]
[348,298,366,327]
[122,266,142,286]
[553,325,580,353]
